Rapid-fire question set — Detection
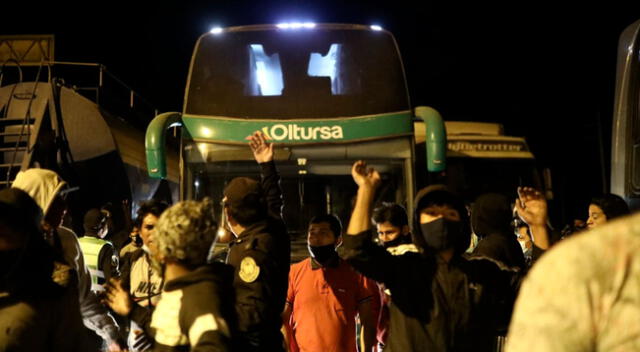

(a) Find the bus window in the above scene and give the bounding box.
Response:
[186,27,409,119]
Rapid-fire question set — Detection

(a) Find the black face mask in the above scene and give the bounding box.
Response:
[0,249,24,280]
[381,234,412,249]
[420,218,464,252]
[133,234,143,247]
[308,244,338,266]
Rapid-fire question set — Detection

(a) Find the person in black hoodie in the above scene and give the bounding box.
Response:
[471,193,526,270]
[0,188,88,351]
[339,161,523,352]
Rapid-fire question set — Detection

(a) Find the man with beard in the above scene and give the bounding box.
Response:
[283,214,376,352]
[339,161,522,352]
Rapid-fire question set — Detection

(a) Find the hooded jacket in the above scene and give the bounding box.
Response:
[471,193,526,270]
[12,168,120,343]
[339,185,522,352]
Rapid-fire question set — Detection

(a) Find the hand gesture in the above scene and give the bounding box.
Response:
[248,131,273,164]
[351,160,381,190]
[103,278,132,317]
[515,186,548,228]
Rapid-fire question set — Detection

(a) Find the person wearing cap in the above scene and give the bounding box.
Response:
[222,131,290,352]
[339,161,523,352]
[105,198,236,351]
[0,187,89,351]
[79,208,120,292]
[11,168,123,351]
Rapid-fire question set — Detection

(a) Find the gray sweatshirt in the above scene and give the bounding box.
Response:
[12,168,120,344]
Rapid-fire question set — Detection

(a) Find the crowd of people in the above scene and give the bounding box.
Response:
[0,131,636,351]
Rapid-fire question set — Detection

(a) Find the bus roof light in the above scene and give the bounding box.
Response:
[277,22,316,30]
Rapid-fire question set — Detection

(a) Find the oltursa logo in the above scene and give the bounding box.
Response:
[246,124,344,141]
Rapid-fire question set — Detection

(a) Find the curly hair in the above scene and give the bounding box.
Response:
[154,198,218,269]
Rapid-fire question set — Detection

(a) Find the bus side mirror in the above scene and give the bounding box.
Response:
[145,112,182,179]
[415,106,446,172]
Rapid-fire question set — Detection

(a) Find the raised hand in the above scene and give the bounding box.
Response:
[351,160,381,190]
[248,131,274,164]
[515,186,548,228]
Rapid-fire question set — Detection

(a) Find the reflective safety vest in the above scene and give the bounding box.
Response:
[78,236,110,292]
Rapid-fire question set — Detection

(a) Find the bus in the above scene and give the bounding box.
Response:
[611,18,640,210]
[145,24,417,256]
[145,23,541,257]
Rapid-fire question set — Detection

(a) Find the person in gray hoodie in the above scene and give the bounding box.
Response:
[12,168,123,351]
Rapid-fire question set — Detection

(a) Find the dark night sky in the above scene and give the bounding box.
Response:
[2,1,640,223]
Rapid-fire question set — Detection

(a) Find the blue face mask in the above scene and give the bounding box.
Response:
[420,217,464,252]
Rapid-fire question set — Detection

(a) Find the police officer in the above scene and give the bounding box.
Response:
[222,131,290,352]
[79,208,120,292]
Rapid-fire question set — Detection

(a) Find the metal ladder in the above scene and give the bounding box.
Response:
[0,59,44,188]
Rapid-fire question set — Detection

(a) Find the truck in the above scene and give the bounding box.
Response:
[0,35,178,234]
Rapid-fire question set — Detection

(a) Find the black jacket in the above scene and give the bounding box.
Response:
[0,235,88,351]
[340,231,521,352]
[226,161,290,351]
[149,263,236,352]
[339,188,522,352]
[471,193,526,270]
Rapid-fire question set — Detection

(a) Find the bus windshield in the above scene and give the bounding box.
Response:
[186,27,409,118]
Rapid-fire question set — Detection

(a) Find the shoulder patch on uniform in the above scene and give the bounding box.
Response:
[52,261,73,287]
[239,256,260,283]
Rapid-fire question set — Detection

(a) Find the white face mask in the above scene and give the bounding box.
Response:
[97,226,109,239]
